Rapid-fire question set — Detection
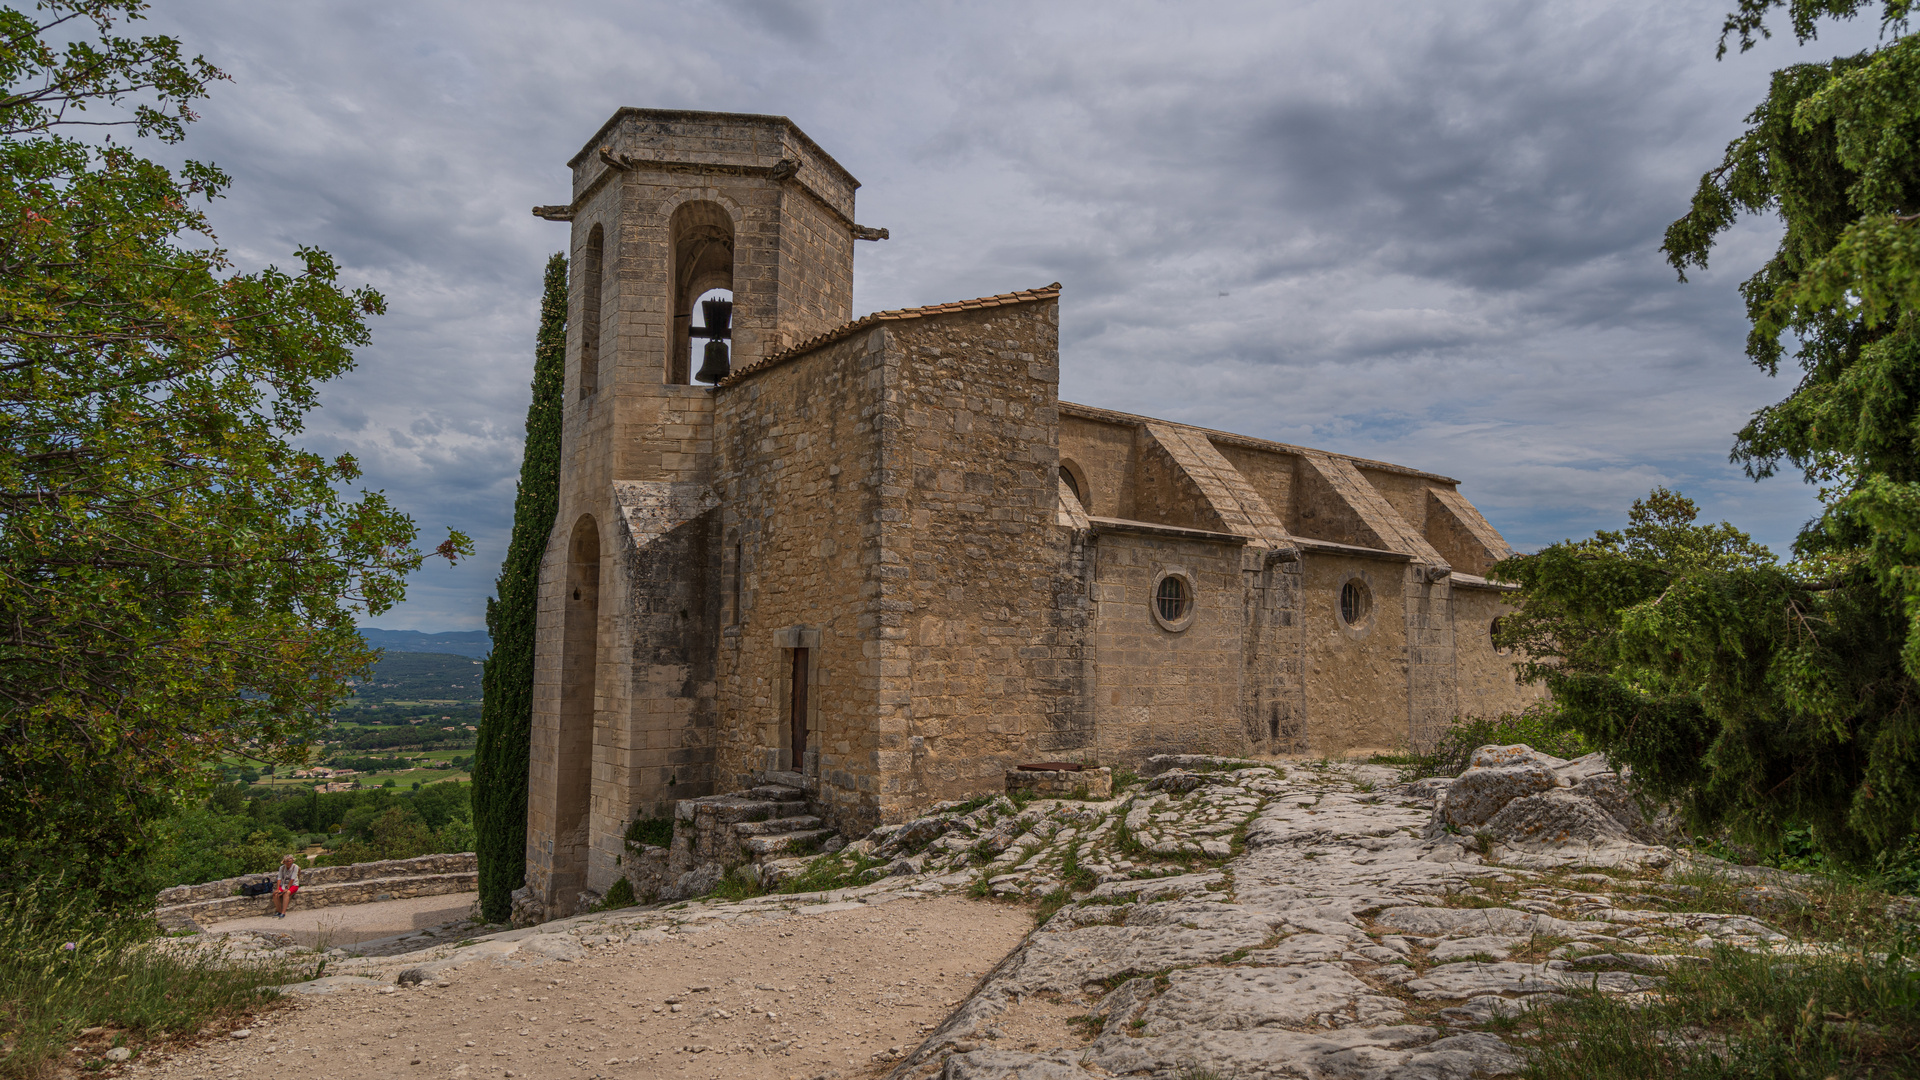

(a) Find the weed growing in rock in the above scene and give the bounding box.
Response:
[589,876,636,911]
[706,865,765,901]
[1033,889,1072,927]
[1060,846,1098,894]
[623,816,674,849]
[776,852,887,895]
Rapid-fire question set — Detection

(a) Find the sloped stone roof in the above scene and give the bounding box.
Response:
[715,283,1061,388]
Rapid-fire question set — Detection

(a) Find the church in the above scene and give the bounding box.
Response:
[519,108,1541,916]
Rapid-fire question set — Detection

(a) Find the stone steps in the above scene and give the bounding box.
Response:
[733,814,823,837]
[744,829,836,858]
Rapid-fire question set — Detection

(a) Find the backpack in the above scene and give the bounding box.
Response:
[240,878,274,897]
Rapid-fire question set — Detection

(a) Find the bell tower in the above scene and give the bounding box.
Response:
[521,110,883,920]
[539,107,874,483]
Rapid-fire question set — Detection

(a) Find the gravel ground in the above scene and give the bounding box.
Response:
[128,895,1031,1080]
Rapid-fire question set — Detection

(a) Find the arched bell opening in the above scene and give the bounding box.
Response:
[690,287,735,384]
[553,515,601,899]
[668,201,736,384]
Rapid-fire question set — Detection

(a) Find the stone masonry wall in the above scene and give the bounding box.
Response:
[1301,554,1411,755]
[713,329,885,834]
[1213,443,1298,528]
[1453,584,1547,719]
[1089,529,1252,765]
[887,301,1084,818]
[1058,414,1136,519]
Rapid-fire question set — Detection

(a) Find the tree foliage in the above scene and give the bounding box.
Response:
[0,2,467,902]
[1495,1,1920,870]
[1495,491,1920,866]
[473,253,566,923]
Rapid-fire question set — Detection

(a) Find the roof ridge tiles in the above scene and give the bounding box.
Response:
[715,283,1061,388]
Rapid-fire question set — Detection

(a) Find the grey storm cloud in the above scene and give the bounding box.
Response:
[128,0,1889,629]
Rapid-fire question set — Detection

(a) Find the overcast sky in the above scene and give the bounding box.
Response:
[139,0,1889,631]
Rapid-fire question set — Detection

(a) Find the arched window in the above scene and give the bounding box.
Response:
[579,224,603,399]
[1059,460,1089,513]
[669,202,735,384]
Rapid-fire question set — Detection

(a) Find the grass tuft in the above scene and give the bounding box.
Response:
[1518,933,1920,1079]
[0,882,306,1079]
[705,864,766,901]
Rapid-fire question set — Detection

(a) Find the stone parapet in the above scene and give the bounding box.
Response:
[155,869,477,929]
[154,853,477,907]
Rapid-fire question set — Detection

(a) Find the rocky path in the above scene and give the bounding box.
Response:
[886,755,1778,1080]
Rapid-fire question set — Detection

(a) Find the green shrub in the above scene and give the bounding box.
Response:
[473,253,569,924]
[1399,706,1587,781]
[592,876,636,911]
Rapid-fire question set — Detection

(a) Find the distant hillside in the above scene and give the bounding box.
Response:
[359,627,491,659]
[347,651,485,703]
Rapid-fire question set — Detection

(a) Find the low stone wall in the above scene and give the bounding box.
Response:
[154,853,477,929]
[156,852,476,906]
[1006,766,1112,799]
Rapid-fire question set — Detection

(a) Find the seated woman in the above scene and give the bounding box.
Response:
[272,854,300,918]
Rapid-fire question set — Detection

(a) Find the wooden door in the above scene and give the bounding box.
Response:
[789,647,809,766]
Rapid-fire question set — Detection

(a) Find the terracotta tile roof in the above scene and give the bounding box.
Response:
[715,283,1061,388]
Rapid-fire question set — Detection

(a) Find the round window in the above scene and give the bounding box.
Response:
[1338,578,1372,630]
[1157,576,1190,622]
[1150,570,1196,631]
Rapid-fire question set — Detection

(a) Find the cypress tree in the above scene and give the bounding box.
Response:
[473,253,567,923]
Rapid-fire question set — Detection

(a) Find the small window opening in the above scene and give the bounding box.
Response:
[1339,580,1371,627]
[1061,467,1082,504]
[730,540,743,626]
[578,224,604,400]
[1490,616,1510,656]
[1156,575,1190,623]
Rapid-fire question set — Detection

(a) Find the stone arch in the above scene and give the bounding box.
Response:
[579,223,605,399]
[1059,459,1090,514]
[553,514,601,899]
[667,199,736,383]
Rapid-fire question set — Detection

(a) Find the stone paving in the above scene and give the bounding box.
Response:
[883,753,1788,1080]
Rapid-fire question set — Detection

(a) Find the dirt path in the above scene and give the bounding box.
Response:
[206,893,483,950]
[132,895,1031,1080]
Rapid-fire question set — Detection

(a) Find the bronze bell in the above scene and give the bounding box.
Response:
[691,298,733,383]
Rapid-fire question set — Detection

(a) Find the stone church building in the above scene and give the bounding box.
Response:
[520,109,1540,914]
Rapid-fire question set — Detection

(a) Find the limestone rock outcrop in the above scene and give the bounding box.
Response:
[1423,744,1666,868]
